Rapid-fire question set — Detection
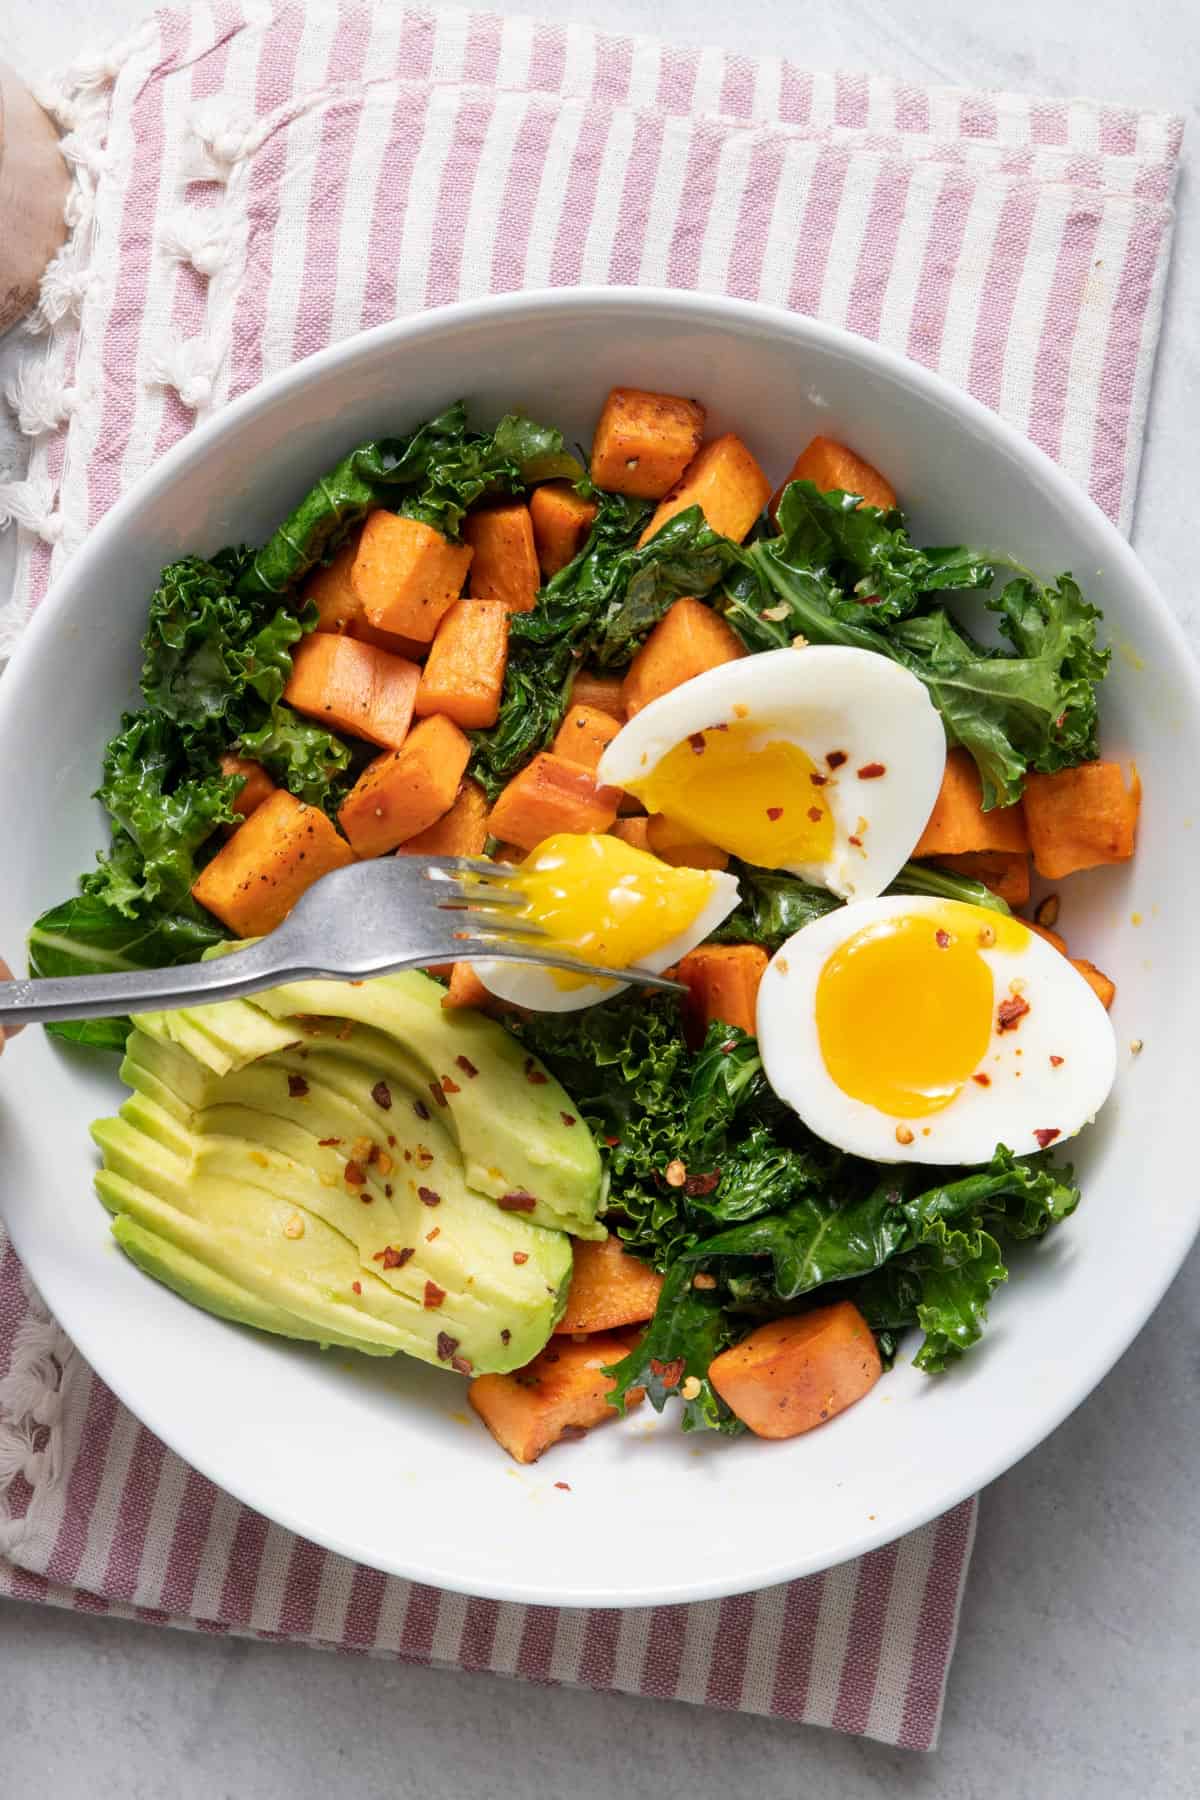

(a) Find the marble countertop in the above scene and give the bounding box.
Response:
[0,1,1196,1794]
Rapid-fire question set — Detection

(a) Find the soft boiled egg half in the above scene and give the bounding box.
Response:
[597,645,946,901]
[473,832,740,1011]
[757,896,1117,1165]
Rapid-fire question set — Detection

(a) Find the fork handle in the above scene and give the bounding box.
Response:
[0,938,307,1028]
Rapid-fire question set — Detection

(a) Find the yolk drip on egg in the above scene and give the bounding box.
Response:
[512,832,716,985]
[815,906,1030,1119]
[628,722,835,869]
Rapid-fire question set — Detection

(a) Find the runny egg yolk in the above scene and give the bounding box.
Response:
[627,722,835,869]
[511,832,716,984]
[814,905,1031,1119]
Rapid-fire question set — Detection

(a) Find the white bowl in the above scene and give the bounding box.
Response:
[0,290,1193,1607]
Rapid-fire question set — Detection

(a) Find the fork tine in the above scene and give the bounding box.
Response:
[434,883,528,910]
[448,939,683,994]
[450,919,549,942]
[423,855,520,881]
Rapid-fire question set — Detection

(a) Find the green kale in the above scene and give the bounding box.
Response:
[709,862,841,951]
[603,1262,743,1434]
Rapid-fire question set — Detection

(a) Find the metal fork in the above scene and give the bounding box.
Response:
[0,856,683,1029]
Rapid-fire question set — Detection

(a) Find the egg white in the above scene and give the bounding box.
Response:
[473,868,741,1013]
[596,645,947,901]
[757,895,1118,1165]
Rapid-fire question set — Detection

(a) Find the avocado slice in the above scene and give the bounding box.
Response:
[92,973,601,1374]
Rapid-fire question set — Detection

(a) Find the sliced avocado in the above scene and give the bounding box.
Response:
[135,997,300,1072]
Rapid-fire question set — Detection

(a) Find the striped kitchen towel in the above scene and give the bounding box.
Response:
[0,3,1181,1750]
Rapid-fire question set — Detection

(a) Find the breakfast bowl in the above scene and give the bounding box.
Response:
[0,288,1193,1607]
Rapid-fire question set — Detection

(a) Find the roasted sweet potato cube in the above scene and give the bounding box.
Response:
[609,817,653,854]
[912,749,1029,858]
[708,1302,882,1441]
[570,670,625,721]
[338,714,472,857]
[440,962,494,1011]
[932,850,1031,910]
[644,814,729,871]
[639,434,771,546]
[218,754,276,834]
[1022,762,1141,880]
[351,510,473,642]
[414,599,509,730]
[554,1235,664,1336]
[465,503,540,613]
[396,778,489,860]
[487,753,622,852]
[530,481,598,578]
[551,703,622,774]
[468,1331,644,1463]
[348,617,429,660]
[621,597,746,718]
[283,633,420,751]
[1073,957,1116,1010]
[772,435,897,517]
[303,537,362,634]
[677,944,768,1038]
[192,791,354,937]
[590,387,705,500]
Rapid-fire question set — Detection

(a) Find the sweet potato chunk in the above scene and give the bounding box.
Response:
[469,1331,644,1463]
[530,481,598,578]
[487,753,621,852]
[396,778,489,860]
[283,633,420,751]
[609,818,653,854]
[303,538,362,634]
[677,944,768,1038]
[639,434,771,546]
[349,618,428,660]
[621,597,746,718]
[465,503,540,614]
[192,791,354,937]
[1022,762,1140,880]
[551,703,622,774]
[590,387,705,500]
[570,670,625,721]
[932,850,1031,909]
[441,962,493,1010]
[645,814,729,871]
[1073,957,1116,1010]
[351,511,473,642]
[218,754,276,834]
[554,1235,664,1336]
[912,748,1029,858]
[708,1302,882,1441]
[773,435,897,516]
[338,714,471,857]
[414,599,509,730]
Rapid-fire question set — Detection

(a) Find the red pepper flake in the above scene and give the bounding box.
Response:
[499,1191,537,1213]
[857,593,883,607]
[857,761,886,779]
[287,1073,309,1098]
[317,1137,341,1148]
[766,806,784,821]
[370,1080,392,1110]
[418,1186,441,1207]
[373,1245,414,1270]
[560,1111,577,1127]
[649,1357,685,1390]
[826,750,848,769]
[973,1073,991,1087]
[387,1134,396,1148]
[720,1039,737,1055]
[554,1481,571,1492]
[848,835,863,847]
[344,1161,366,1187]
[935,929,951,949]
[604,1134,621,1147]
[807,805,823,823]
[455,1055,479,1079]
[523,1057,549,1086]
[997,995,1030,1032]
[1034,1127,1061,1148]
[413,1099,430,1121]
[685,1170,721,1197]
[501,1329,511,1344]
[428,1080,448,1109]
[423,1280,446,1309]
[351,1281,362,1296]
[436,1331,459,1362]
[451,1355,473,1377]
[512,1252,529,1266]
[384,1184,393,1199]
[810,772,828,787]
[1050,1054,1065,1068]
[687,731,707,754]
[442,1075,461,1095]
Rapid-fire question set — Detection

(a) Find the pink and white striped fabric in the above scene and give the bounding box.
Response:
[0,4,1181,1750]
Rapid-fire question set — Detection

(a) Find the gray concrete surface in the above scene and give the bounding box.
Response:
[1,1,1197,1793]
